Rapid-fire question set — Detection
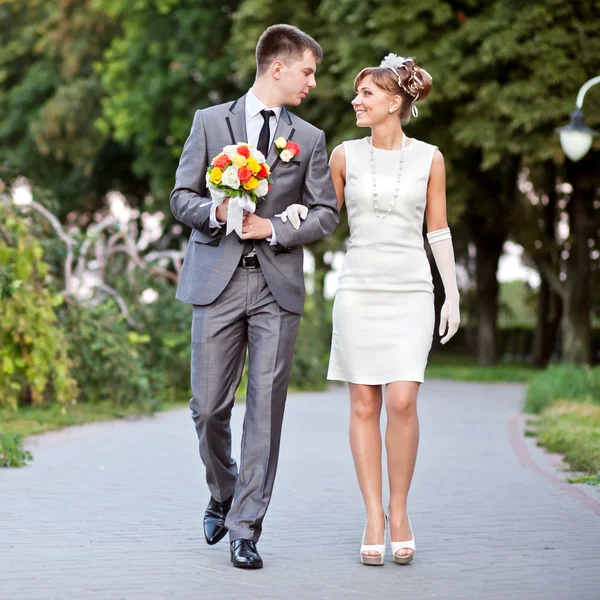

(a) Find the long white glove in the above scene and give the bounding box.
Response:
[275,204,308,230]
[427,228,460,344]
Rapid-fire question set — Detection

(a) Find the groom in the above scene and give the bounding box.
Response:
[170,24,339,569]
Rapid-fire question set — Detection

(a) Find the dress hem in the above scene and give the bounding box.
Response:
[327,372,425,385]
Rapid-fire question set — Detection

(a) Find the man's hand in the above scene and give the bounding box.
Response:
[241,212,273,240]
[215,197,230,223]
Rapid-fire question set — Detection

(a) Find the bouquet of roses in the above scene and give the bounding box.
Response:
[206,142,272,236]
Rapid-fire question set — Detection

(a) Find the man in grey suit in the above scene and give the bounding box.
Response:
[170,24,339,569]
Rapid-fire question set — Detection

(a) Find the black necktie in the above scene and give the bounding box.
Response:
[241,110,274,254]
[257,109,274,158]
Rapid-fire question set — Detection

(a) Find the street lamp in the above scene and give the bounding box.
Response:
[557,75,600,162]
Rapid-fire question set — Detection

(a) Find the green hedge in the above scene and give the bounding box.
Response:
[0,203,78,410]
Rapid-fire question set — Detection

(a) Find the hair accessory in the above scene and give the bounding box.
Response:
[380,53,409,92]
[380,53,430,118]
[380,53,408,69]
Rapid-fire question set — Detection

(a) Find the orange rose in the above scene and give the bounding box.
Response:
[237,145,251,158]
[212,153,230,169]
[286,141,300,156]
[238,167,253,183]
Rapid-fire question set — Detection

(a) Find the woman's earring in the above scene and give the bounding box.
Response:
[389,108,394,113]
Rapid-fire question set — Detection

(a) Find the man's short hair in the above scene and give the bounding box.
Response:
[256,24,323,75]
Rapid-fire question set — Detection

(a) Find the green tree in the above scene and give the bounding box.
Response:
[95,0,242,204]
[0,0,144,216]
[317,0,600,364]
[439,0,600,364]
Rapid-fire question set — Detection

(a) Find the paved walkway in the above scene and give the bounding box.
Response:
[2,380,599,600]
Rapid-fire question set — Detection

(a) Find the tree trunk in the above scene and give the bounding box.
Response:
[561,179,594,364]
[533,278,562,367]
[474,232,504,365]
[532,162,562,367]
[561,297,591,364]
[464,155,519,366]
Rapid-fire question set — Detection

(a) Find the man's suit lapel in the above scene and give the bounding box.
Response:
[225,95,248,145]
[268,107,295,174]
[226,99,295,174]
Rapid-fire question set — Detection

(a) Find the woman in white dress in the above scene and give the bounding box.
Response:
[327,55,460,565]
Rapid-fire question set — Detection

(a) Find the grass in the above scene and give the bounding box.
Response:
[0,400,181,439]
[567,473,600,485]
[426,353,538,382]
[0,355,544,469]
[524,365,600,486]
[1,399,191,467]
[527,400,600,485]
[524,364,600,413]
[2,356,534,442]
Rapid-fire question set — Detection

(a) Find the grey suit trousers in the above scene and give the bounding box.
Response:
[190,265,301,543]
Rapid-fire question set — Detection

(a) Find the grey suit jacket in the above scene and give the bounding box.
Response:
[170,95,339,315]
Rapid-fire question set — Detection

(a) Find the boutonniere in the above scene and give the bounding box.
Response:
[274,137,301,163]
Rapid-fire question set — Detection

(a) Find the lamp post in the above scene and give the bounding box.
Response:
[557,75,600,161]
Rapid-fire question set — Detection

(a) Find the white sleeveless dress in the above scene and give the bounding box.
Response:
[327,137,437,384]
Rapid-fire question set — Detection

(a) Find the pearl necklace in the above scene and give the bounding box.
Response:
[369,133,406,219]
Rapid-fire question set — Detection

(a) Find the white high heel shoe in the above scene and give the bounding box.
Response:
[390,516,415,565]
[360,515,387,566]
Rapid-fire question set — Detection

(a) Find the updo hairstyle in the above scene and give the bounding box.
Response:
[354,57,432,123]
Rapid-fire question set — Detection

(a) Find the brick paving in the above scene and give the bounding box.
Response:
[2,380,599,600]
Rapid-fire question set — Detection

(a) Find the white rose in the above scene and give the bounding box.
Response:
[256,179,269,197]
[223,145,239,159]
[250,147,266,162]
[221,165,240,189]
[280,149,293,162]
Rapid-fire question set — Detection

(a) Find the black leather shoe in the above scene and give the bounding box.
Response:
[203,495,233,545]
[230,539,263,569]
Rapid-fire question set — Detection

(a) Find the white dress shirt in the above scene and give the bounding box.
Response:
[210,89,281,245]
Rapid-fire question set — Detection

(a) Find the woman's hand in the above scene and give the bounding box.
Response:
[439,295,460,344]
[275,204,308,230]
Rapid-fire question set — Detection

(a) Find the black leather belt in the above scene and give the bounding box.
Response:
[238,254,260,269]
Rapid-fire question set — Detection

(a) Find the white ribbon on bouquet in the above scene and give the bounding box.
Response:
[209,188,256,238]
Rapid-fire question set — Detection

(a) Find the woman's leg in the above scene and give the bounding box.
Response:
[385,381,420,557]
[349,383,385,556]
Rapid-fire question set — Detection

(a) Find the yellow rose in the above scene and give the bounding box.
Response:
[243,177,258,191]
[246,157,261,174]
[209,168,223,184]
[274,137,287,149]
[231,154,247,168]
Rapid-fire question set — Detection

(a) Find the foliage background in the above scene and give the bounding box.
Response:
[1,1,599,463]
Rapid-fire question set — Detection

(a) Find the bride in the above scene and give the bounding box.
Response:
[326,53,460,565]
[277,53,461,566]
